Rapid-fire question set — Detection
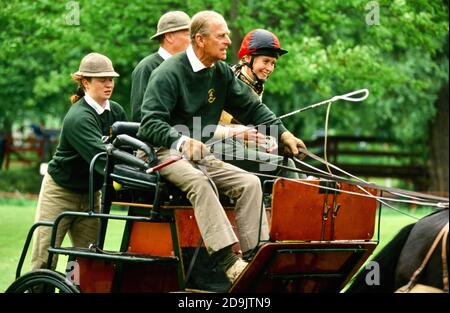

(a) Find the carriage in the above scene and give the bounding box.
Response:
[6,121,381,293]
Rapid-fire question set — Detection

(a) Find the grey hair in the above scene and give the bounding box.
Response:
[190,11,225,43]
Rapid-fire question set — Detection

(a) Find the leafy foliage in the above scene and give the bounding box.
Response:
[0,0,448,150]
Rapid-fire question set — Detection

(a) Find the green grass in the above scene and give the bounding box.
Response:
[0,198,37,292]
[0,197,433,292]
[375,206,434,245]
[0,197,127,292]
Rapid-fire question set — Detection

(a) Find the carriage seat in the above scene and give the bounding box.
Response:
[108,121,159,191]
[111,163,192,206]
[111,162,234,207]
[107,122,235,208]
[111,164,158,189]
[110,121,140,139]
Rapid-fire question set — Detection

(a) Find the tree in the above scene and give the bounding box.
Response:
[225,0,449,191]
[0,0,448,191]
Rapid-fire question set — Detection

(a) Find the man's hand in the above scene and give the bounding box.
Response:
[280,131,307,159]
[229,125,266,145]
[181,138,210,161]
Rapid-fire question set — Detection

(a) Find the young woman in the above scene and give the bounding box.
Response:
[233,29,287,99]
[214,29,301,181]
[31,53,127,271]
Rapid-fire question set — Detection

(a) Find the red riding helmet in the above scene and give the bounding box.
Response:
[238,29,288,59]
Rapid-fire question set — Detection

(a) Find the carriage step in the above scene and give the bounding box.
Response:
[229,241,378,293]
[48,247,179,264]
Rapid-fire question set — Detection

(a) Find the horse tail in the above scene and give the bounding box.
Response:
[346,223,415,293]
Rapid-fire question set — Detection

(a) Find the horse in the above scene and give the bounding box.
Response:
[346,208,449,293]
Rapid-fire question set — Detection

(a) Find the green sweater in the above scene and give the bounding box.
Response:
[48,98,127,192]
[130,52,164,122]
[137,52,287,149]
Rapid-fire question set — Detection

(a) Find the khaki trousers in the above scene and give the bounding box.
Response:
[31,173,100,270]
[157,148,269,254]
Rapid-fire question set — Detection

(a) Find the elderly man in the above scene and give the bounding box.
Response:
[137,10,306,283]
[130,11,191,122]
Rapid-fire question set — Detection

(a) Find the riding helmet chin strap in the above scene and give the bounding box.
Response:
[238,58,265,98]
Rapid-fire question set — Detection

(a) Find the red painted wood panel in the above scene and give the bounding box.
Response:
[77,258,115,293]
[270,178,378,241]
[128,222,175,256]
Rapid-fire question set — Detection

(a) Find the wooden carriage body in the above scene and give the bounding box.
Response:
[71,176,378,293]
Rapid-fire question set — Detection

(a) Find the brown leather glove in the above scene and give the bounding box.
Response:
[280,131,307,159]
[180,137,210,162]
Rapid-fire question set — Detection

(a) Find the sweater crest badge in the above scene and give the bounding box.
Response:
[207,88,216,104]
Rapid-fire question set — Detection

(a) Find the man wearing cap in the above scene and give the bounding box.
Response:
[130,11,191,123]
[137,11,307,284]
[31,53,127,272]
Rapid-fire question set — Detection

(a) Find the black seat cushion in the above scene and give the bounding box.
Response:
[112,165,235,207]
[112,164,158,189]
[110,122,140,139]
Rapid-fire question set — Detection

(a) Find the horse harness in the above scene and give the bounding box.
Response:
[397,222,449,293]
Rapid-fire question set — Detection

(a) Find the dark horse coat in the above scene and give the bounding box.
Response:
[347,208,449,293]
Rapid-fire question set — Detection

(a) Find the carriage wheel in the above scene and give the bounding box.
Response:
[5,269,80,293]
